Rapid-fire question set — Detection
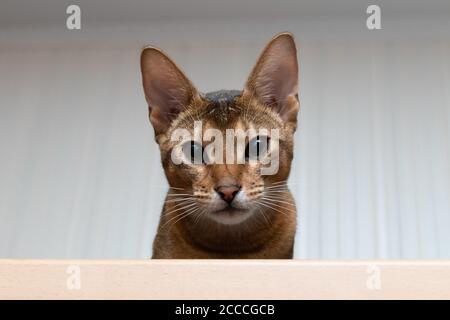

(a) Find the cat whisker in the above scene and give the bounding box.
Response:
[162,202,197,220]
[166,193,193,197]
[259,202,295,217]
[162,205,199,229]
[166,199,197,210]
[265,180,300,187]
[147,185,185,190]
[192,207,207,227]
[264,186,288,191]
[261,196,296,207]
[256,201,289,217]
[255,205,271,228]
[164,197,196,204]
[166,206,201,229]
[259,203,295,216]
[270,180,288,185]
[263,182,300,190]
[265,186,289,190]
[269,182,301,187]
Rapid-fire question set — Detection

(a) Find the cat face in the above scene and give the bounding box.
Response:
[141,33,299,226]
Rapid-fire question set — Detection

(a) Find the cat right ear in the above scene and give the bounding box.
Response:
[141,47,199,137]
[243,33,299,126]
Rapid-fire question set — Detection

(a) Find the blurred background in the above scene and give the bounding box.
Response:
[1,0,450,259]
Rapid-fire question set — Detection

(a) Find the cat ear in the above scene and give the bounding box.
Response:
[141,47,200,136]
[243,33,299,124]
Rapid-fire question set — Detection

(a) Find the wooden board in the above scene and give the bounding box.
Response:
[0,260,449,299]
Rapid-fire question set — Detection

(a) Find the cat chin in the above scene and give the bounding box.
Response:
[208,208,254,225]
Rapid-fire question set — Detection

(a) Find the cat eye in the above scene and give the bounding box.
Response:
[245,136,270,161]
[182,141,204,164]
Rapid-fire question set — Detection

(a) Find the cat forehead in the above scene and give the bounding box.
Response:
[203,90,242,105]
[171,89,282,132]
[202,90,243,126]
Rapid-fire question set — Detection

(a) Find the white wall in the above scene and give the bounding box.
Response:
[1,12,450,259]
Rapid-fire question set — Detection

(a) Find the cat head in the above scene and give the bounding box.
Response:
[141,33,299,225]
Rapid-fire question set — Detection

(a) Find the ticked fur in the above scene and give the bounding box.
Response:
[141,33,300,259]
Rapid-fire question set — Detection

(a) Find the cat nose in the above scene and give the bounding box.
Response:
[215,184,241,203]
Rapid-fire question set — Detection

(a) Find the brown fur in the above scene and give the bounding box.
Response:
[141,33,300,259]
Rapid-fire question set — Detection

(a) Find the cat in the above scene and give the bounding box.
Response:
[140,32,299,258]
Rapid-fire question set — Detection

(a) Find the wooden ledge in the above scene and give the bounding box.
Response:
[0,260,449,299]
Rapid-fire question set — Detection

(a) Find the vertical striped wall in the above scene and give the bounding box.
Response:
[0,27,449,259]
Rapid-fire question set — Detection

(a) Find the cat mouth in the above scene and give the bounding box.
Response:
[209,206,252,225]
[213,207,248,214]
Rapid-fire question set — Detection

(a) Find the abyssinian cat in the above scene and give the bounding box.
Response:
[140,33,299,258]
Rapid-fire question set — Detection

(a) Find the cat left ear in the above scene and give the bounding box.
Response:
[243,33,299,125]
[141,47,200,137]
